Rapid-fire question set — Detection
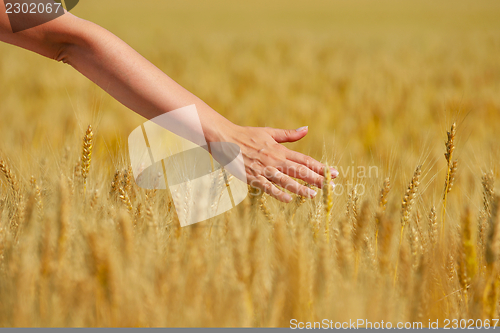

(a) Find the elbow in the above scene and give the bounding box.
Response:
[49,14,87,65]
[53,42,72,64]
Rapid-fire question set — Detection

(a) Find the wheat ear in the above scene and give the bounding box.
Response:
[118,188,134,214]
[428,206,438,247]
[81,125,94,191]
[323,164,333,243]
[401,165,422,239]
[375,177,391,256]
[0,158,19,199]
[440,123,456,243]
[30,176,43,214]
[479,172,495,263]
[259,194,274,223]
[110,170,122,197]
[461,205,477,283]
[395,165,421,285]
[484,195,499,319]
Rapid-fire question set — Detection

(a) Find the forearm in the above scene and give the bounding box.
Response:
[0,7,234,143]
[0,6,336,202]
[57,16,233,143]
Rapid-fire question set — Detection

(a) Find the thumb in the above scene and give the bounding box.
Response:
[269,126,309,143]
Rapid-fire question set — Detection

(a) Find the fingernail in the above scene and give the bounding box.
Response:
[330,167,339,178]
[285,194,293,203]
[296,126,308,132]
[330,181,336,189]
[308,188,317,198]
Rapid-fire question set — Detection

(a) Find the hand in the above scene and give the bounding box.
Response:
[219,124,339,203]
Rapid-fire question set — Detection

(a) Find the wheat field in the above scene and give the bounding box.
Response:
[0,0,500,327]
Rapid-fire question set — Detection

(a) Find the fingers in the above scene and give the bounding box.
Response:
[281,161,326,188]
[264,167,318,198]
[245,125,340,203]
[285,150,339,179]
[251,175,293,203]
[266,126,309,143]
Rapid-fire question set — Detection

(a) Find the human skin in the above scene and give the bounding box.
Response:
[0,2,338,202]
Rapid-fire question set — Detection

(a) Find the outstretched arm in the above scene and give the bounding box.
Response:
[0,2,338,202]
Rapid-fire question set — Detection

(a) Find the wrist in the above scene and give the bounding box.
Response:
[198,107,239,145]
[206,120,240,145]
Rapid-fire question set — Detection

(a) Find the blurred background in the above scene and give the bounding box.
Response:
[1,0,500,186]
[0,0,500,326]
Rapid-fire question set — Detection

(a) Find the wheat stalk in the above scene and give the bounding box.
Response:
[81,125,94,191]
[336,217,353,278]
[0,158,19,199]
[0,158,25,233]
[118,188,134,214]
[259,193,274,223]
[110,170,122,198]
[481,171,495,217]
[90,189,100,209]
[117,209,133,258]
[375,177,391,255]
[57,177,69,263]
[323,164,333,243]
[428,206,438,247]
[377,214,394,274]
[395,165,421,284]
[122,166,133,195]
[440,123,456,243]
[30,176,43,214]
[353,200,369,278]
[409,225,420,270]
[414,211,427,256]
[288,189,307,223]
[478,172,495,264]
[461,205,477,284]
[352,187,359,221]
[483,195,500,320]
[401,165,422,238]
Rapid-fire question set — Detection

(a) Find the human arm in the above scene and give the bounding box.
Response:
[0,3,338,202]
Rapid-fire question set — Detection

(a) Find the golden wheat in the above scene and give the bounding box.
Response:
[0,0,499,325]
[323,164,333,242]
[81,125,94,190]
[441,123,457,242]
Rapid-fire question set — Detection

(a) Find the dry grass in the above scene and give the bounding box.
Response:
[0,0,500,327]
